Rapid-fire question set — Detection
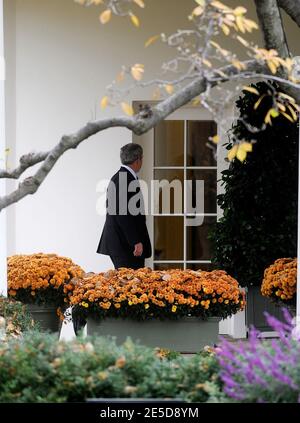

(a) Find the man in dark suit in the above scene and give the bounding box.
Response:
[97,143,152,269]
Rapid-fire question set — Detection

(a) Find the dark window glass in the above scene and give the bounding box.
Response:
[154,120,184,166]
[186,262,217,272]
[187,121,217,166]
[154,263,184,270]
[186,169,217,213]
[154,169,184,214]
[154,216,183,260]
[186,216,217,260]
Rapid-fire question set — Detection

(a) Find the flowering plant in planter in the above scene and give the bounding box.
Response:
[8,253,84,310]
[261,258,296,307]
[70,267,245,322]
[217,309,300,403]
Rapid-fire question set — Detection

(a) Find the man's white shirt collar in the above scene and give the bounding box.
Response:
[121,165,138,180]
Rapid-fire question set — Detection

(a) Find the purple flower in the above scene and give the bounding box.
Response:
[270,369,298,390]
[223,386,245,401]
[221,374,239,389]
[216,310,300,402]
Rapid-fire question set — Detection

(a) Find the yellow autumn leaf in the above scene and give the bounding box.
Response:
[267,60,277,74]
[228,144,238,161]
[192,97,201,106]
[243,86,259,95]
[278,92,296,103]
[232,59,247,71]
[291,102,300,112]
[276,102,286,112]
[289,75,300,84]
[280,111,295,123]
[243,18,258,31]
[264,108,278,125]
[233,6,247,15]
[211,1,230,11]
[99,9,112,24]
[100,96,109,109]
[164,84,174,94]
[195,0,206,5]
[215,69,228,78]
[192,5,204,16]
[236,16,245,33]
[210,40,221,50]
[254,94,267,110]
[202,58,212,68]
[239,142,253,153]
[270,108,279,118]
[130,14,140,27]
[281,57,293,72]
[121,102,134,116]
[131,64,144,81]
[236,36,249,47]
[236,146,247,162]
[221,23,230,35]
[133,0,145,8]
[145,35,160,47]
[211,135,220,144]
[287,104,298,121]
[225,14,236,22]
[264,109,272,125]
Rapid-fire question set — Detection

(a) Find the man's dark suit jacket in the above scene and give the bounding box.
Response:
[97,167,152,259]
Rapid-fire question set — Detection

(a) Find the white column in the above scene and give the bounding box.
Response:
[0,0,7,297]
[217,105,247,338]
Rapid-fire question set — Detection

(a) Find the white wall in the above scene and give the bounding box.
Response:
[0,0,7,295]
[3,0,196,272]
[3,0,300,274]
[3,0,16,258]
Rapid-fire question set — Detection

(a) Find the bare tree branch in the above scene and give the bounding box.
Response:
[254,0,300,103]
[0,59,272,212]
[254,0,290,57]
[278,0,300,28]
[0,152,49,179]
[1,1,300,212]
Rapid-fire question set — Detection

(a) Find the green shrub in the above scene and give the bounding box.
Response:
[210,81,298,287]
[0,296,38,337]
[0,331,224,403]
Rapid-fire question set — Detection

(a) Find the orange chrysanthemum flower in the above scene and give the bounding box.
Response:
[8,253,84,308]
[70,267,245,321]
[261,258,296,306]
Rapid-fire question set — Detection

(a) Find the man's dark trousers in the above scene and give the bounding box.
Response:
[110,256,145,270]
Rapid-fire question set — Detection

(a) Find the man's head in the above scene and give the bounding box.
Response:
[120,143,143,173]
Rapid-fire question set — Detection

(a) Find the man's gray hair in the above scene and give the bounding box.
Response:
[120,143,143,165]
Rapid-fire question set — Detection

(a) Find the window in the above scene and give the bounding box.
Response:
[153,120,217,271]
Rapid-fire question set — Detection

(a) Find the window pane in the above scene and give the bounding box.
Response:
[154,120,184,166]
[154,216,183,260]
[186,216,217,260]
[186,169,217,213]
[187,121,217,166]
[154,263,184,270]
[154,169,184,214]
[186,262,217,272]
